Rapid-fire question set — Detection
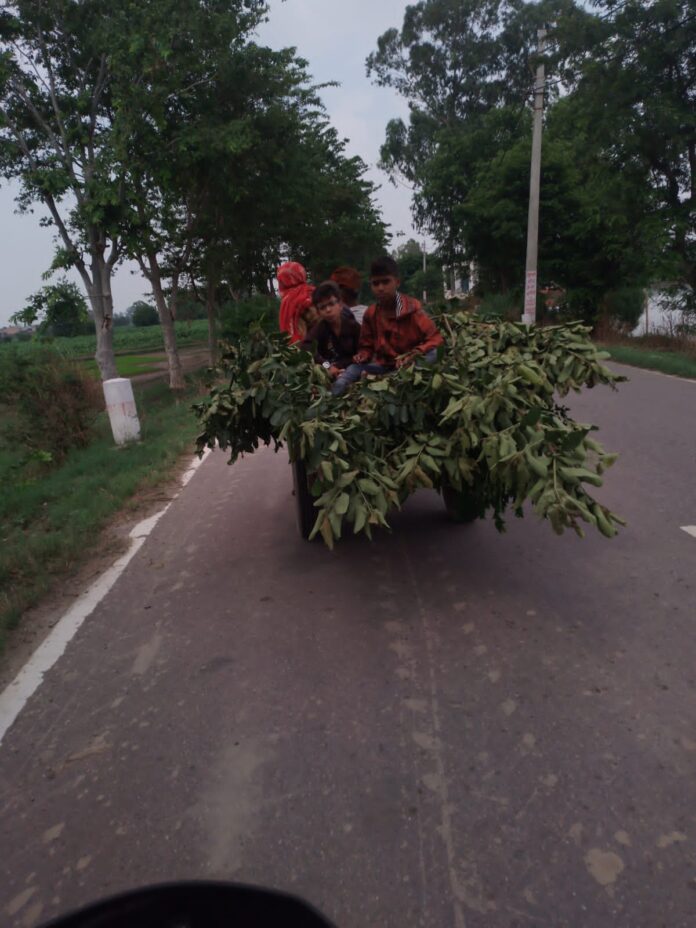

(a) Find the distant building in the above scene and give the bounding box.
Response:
[443,262,477,300]
[632,287,693,337]
[0,324,34,341]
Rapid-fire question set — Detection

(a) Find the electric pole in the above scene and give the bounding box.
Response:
[522,28,547,325]
[422,240,427,304]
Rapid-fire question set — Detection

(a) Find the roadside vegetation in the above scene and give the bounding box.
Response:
[600,338,696,380]
[0,374,206,654]
[0,319,209,360]
[0,292,278,655]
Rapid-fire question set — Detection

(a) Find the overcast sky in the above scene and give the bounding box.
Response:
[0,0,420,326]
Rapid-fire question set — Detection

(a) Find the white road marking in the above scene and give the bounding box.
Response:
[0,449,212,747]
[681,526,696,539]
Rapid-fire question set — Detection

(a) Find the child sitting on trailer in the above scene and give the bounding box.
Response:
[331,256,443,396]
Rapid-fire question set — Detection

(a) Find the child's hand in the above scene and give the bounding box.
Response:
[328,365,341,379]
[353,351,369,363]
[395,352,416,369]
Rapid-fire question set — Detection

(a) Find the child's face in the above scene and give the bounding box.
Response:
[316,294,342,325]
[370,274,400,306]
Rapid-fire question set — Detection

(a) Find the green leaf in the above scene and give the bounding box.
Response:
[335,492,350,515]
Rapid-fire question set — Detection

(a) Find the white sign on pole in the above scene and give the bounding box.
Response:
[524,270,537,321]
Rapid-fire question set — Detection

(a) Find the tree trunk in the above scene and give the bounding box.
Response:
[206,277,218,366]
[79,249,118,381]
[146,255,185,390]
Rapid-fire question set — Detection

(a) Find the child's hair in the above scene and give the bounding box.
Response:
[370,256,400,279]
[311,280,342,307]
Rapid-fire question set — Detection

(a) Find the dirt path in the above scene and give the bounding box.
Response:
[131,346,211,384]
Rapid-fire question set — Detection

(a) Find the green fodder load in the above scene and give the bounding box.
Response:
[195,314,625,547]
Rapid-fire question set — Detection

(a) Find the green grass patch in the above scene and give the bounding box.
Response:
[0,376,205,654]
[79,352,166,378]
[602,344,696,379]
[0,319,209,360]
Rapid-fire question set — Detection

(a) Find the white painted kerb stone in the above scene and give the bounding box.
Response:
[103,377,141,445]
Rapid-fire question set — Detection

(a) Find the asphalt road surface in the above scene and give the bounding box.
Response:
[1,364,695,928]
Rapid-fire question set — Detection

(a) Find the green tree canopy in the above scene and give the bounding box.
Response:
[368,0,693,313]
[11,279,90,337]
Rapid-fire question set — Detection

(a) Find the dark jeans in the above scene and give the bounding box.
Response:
[331,349,438,396]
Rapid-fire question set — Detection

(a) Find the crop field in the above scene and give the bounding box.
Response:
[0,319,209,360]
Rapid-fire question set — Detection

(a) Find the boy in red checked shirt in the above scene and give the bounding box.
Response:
[331,255,443,396]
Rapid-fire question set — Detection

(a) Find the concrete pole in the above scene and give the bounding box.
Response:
[522,28,547,325]
[422,241,427,304]
[103,378,141,445]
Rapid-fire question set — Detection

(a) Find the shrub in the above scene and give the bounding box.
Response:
[601,287,644,333]
[219,295,277,341]
[0,348,103,464]
[131,302,160,327]
[477,292,521,321]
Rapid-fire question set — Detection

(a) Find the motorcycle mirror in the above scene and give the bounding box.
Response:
[37,881,335,928]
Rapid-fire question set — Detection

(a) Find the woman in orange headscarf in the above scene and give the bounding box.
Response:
[277,261,316,343]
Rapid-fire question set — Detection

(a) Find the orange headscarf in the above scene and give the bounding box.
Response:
[330,266,362,296]
[277,261,314,343]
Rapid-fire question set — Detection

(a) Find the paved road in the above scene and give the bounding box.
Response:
[1,365,695,928]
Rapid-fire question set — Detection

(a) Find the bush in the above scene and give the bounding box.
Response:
[602,287,644,332]
[131,302,160,327]
[219,295,277,340]
[0,348,103,465]
[477,292,521,321]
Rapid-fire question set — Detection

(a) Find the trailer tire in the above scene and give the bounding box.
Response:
[292,460,317,540]
[442,483,480,523]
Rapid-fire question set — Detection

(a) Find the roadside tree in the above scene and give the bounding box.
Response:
[11,279,90,337]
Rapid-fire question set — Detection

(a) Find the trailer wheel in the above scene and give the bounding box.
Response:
[442,483,480,523]
[292,459,317,540]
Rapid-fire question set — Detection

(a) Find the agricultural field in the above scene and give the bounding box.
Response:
[0,318,209,360]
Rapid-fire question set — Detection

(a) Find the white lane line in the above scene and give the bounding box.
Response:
[681,526,696,539]
[0,449,212,747]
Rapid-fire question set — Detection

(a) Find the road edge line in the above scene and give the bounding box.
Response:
[0,448,212,747]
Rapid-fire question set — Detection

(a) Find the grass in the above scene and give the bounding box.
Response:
[79,352,166,378]
[601,343,696,379]
[0,375,206,654]
[0,319,209,360]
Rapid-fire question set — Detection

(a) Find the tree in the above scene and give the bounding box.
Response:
[391,239,442,301]
[367,0,671,314]
[107,1,267,385]
[553,0,696,299]
[130,301,159,327]
[282,120,388,281]
[367,0,549,260]
[0,0,267,385]
[170,48,387,363]
[0,0,127,379]
[11,278,90,337]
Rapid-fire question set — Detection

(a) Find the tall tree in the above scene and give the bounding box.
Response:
[0,0,126,378]
[368,0,673,309]
[554,0,696,298]
[367,0,548,260]
[11,278,90,336]
[109,0,267,386]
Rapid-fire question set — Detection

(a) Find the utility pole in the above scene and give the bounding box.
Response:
[422,240,427,304]
[522,28,547,325]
